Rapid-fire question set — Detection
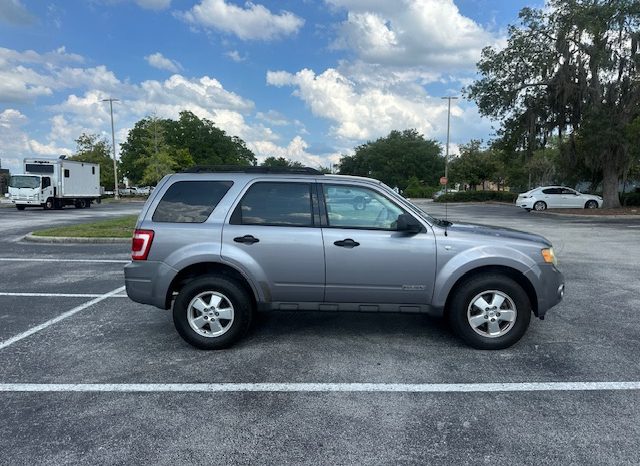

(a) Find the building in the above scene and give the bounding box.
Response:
[0,165,9,195]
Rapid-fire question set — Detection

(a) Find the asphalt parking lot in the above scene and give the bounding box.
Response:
[1,201,639,465]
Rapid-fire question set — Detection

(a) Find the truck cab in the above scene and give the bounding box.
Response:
[8,174,53,210]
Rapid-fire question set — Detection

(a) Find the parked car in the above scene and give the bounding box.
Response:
[325,186,371,210]
[433,188,459,199]
[516,186,602,211]
[125,167,564,350]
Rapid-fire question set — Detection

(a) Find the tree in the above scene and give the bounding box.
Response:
[467,0,640,207]
[338,129,444,188]
[449,140,500,190]
[69,133,119,190]
[260,156,305,168]
[163,111,256,167]
[120,111,255,185]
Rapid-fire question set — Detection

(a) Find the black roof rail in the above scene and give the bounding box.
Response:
[181,165,324,175]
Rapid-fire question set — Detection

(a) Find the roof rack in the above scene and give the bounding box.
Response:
[181,165,324,175]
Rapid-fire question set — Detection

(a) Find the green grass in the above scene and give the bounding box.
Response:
[32,215,138,238]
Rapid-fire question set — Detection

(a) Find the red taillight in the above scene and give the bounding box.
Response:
[131,229,154,261]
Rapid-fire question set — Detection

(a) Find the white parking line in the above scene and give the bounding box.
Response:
[0,258,129,263]
[0,286,126,351]
[0,381,639,393]
[0,292,128,298]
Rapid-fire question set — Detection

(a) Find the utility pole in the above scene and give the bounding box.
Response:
[441,96,458,185]
[102,98,120,199]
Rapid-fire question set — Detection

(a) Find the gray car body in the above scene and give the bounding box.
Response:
[125,173,564,318]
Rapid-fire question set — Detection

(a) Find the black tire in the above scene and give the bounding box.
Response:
[16,205,25,211]
[96,197,102,204]
[172,275,253,350]
[448,274,531,350]
[533,201,547,211]
[585,200,598,209]
[353,196,366,210]
[44,198,54,210]
[85,200,91,208]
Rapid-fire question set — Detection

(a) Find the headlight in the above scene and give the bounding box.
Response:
[541,248,557,266]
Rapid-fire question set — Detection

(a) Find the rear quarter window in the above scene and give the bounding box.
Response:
[152,180,233,223]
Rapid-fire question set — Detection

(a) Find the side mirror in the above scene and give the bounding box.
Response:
[396,213,422,233]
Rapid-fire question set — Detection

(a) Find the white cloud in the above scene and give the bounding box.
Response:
[145,52,182,72]
[256,110,289,126]
[0,0,35,25]
[181,0,304,40]
[0,47,118,103]
[328,0,502,71]
[250,136,336,168]
[226,50,246,62]
[267,67,461,142]
[0,109,73,173]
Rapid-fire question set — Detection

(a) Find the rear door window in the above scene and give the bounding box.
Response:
[152,180,233,223]
[230,182,313,227]
[542,188,561,195]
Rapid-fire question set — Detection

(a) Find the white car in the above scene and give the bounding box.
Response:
[433,188,459,199]
[516,186,603,211]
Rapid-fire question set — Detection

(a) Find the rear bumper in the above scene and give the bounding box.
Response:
[124,260,177,309]
[516,199,534,209]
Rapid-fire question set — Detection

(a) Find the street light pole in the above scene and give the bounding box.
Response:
[102,98,120,199]
[441,96,458,183]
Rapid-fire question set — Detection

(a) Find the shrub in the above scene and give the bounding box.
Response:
[404,176,439,198]
[434,190,518,203]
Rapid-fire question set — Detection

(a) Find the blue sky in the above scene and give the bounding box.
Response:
[0,0,541,174]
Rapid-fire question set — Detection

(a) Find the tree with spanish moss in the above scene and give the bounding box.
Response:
[467,0,640,207]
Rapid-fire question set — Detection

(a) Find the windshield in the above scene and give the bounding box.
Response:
[9,176,40,189]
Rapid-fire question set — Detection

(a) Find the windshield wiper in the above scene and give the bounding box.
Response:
[434,218,453,227]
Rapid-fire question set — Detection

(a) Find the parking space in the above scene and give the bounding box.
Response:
[1,203,639,464]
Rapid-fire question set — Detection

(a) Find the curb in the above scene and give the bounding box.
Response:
[24,233,130,244]
[533,210,640,219]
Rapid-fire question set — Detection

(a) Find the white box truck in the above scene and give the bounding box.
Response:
[8,157,101,210]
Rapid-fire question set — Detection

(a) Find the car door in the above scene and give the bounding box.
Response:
[541,187,563,207]
[320,183,436,305]
[221,180,325,303]
[560,188,582,207]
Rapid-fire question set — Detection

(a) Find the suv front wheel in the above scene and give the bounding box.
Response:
[448,274,531,350]
[173,275,253,349]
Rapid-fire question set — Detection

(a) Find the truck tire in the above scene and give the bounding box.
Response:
[44,198,54,210]
[16,205,25,211]
[172,275,253,350]
[448,274,531,350]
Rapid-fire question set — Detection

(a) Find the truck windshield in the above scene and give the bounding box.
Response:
[9,176,40,189]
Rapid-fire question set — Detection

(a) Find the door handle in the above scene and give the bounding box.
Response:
[334,238,360,248]
[234,235,260,244]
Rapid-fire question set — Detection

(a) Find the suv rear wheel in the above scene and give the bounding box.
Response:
[448,274,531,350]
[173,275,253,349]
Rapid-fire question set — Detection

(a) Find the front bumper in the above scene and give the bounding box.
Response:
[13,199,42,206]
[524,263,565,318]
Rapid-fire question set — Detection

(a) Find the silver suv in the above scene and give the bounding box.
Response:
[125,167,564,350]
